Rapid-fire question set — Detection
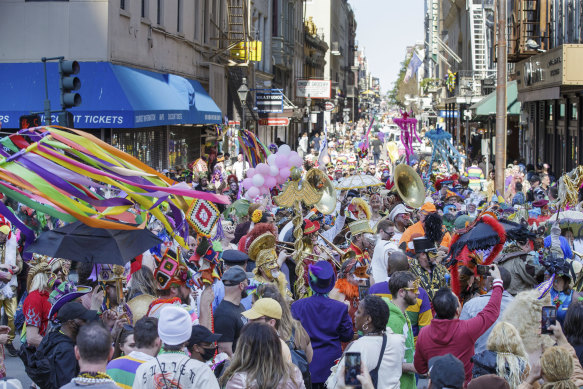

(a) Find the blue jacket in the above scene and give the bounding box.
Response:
[543,236,573,259]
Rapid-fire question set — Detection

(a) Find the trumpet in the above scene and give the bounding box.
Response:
[317,232,356,263]
[276,241,341,268]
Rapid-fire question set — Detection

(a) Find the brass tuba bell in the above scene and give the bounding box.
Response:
[392,164,425,209]
[305,168,338,215]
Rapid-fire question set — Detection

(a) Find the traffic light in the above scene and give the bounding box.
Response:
[57,111,74,127]
[58,59,81,109]
[19,114,41,129]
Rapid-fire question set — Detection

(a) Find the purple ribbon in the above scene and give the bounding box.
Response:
[0,201,36,261]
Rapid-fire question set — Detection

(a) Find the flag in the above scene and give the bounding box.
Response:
[404,52,422,83]
[318,122,329,168]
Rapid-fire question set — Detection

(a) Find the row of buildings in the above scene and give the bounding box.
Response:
[0,0,369,170]
[415,0,583,174]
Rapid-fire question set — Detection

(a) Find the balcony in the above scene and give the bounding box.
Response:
[453,70,497,97]
[272,36,291,70]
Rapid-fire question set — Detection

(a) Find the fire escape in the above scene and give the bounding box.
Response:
[508,0,553,62]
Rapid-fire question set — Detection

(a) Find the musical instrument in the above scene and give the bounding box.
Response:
[391,164,425,208]
[318,232,356,263]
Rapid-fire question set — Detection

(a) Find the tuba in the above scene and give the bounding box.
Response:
[305,168,338,214]
[392,164,425,208]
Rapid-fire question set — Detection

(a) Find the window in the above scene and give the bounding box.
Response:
[203,0,208,43]
[548,103,553,121]
[559,102,565,119]
[193,0,199,41]
[572,102,578,120]
[157,0,163,25]
[177,0,182,32]
[121,0,126,10]
[141,0,148,18]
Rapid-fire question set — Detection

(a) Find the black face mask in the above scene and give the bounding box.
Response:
[200,346,217,361]
[240,290,248,299]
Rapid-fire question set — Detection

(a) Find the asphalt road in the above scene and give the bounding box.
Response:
[5,335,33,388]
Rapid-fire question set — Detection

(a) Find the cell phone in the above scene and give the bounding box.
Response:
[541,306,557,334]
[344,352,361,387]
[358,285,370,300]
[476,264,491,276]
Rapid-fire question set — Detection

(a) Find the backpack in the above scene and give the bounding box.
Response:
[18,343,51,388]
[287,327,311,388]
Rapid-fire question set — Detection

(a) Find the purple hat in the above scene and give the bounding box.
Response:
[49,285,93,320]
[308,261,336,294]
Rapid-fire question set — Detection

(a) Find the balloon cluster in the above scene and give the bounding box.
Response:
[240,144,303,201]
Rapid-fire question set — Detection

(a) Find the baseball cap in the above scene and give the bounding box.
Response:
[428,354,465,389]
[421,202,437,213]
[222,267,253,286]
[57,302,99,323]
[187,325,222,348]
[242,298,282,320]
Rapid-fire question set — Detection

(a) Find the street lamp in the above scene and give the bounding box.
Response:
[464,95,472,154]
[306,95,312,135]
[237,78,249,129]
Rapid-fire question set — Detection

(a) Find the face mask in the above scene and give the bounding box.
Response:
[200,346,217,361]
[241,290,248,299]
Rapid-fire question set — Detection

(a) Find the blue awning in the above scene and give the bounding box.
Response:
[0,62,222,129]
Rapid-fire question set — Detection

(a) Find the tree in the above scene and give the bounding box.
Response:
[387,53,419,108]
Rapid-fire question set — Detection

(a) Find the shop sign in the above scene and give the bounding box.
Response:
[255,90,284,113]
[296,79,332,99]
[439,110,459,118]
[258,118,290,126]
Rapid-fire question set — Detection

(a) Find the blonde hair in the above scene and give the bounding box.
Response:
[256,283,301,343]
[541,346,577,389]
[487,322,530,389]
[502,289,555,354]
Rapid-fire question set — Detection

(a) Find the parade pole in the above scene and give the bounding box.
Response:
[495,0,507,195]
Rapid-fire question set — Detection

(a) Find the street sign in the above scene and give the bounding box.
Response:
[296,79,332,99]
[439,110,459,118]
[19,114,41,129]
[255,89,283,113]
[258,117,290,126]
[324,102,335,111]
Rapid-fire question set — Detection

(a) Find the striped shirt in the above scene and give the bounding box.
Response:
[106,351,154,389]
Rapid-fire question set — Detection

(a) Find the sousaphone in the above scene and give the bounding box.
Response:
[305,168,338,214]
[392,164,425,208]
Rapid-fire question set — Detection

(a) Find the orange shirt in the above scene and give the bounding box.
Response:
[398,221,451,251]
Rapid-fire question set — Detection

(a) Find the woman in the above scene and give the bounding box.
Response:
[563,300,583,365]
[327,295,405,389]
[127,267,157,301]
[369,193,384,231]
[255,284,313,363]
[220,322,304,389]
[471,322,530,388]
[519,346,578,389]
[112,324,135,359]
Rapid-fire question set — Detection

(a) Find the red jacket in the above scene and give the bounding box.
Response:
[413,282,503,384]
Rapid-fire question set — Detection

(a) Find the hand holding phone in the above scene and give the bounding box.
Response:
[541,306,557,334]
[345,352,361,387]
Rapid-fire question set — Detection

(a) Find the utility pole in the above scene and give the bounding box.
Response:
[495,0,507,195]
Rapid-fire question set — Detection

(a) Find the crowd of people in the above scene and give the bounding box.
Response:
[0,117,581,389]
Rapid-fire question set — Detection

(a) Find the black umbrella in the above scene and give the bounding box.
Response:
[25,222,162,265]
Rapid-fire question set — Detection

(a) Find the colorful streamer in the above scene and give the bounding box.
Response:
[237,129,270,167]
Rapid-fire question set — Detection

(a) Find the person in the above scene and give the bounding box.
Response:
[409,237,449,301]
[326,295,405,389]
[370,251,433,340]
[414,265,504,384]
[512,182,525,206]
[133,306,219,388]
[427,354,466,389]
[370,219,399,284]
[471,322,529,389]
[233,154,249,181]
[126,267,156,301]
[399,202,451,251]
[112,325,135,359]
[214,267,250,357]
[211,250,254,310]
[371,135,382,165]
[219,322,304,388]
[563,301,583,365]
[29,302,98,389]
[107,317,160,389]
[526,175,545,202]
[0,217,23,356]
[519,345,579,389]
[346,220,375,266]
[298,133,309,159]
[544,225,574,260]
[242,297,292,362]
[60,322,119,389]
[388,204,412,246]
[291,261,353,389]
[369,193,384,230]
[187,324,222,364]
[468,374,511,389]
[383,271,419,389]
[459,267,514,354]
[247,231,290,297]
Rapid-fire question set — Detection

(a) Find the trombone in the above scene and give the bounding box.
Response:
[317,232,356,263]
[276,240,341,268]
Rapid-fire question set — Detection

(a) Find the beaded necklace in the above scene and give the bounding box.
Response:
[71,372,115,386]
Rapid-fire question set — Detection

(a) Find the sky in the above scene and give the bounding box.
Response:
[351,0,425,94]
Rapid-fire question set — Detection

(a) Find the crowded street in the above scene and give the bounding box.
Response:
[1,1,583,389]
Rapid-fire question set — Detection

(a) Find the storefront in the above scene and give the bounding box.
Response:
[0,62,222,171]
[517,44,583,173]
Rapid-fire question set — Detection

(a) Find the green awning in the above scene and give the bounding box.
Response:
[471,80,520,117]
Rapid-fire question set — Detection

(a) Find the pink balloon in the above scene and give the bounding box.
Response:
[275,154,288,169]
[276,175,286,185]
[242,178,253,190]
[246,168,256,178]
[267,154,277,166]
[264,176,276,188]
[252,174,265,187]
[289,151,299,160]
[279,169,291,180]
[256,163,270,176]
[247,186,259,198]
[259,186,270,195]
[290,155,303,167]
[269,165,279,177]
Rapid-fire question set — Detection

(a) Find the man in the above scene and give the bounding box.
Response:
[60,322,119,389]
[414,265,504,385]
[213,267,250,357]
[298,133,309,159]
[399,202,451,252]
[242,297,292,362]
[526,174,545,202]
[370,219,399,284]
[384,271,419,389]
[371,135,383,165]
[409,237,449,301]
[31,302,98,389]
[187,325,221,364]
[389,204,412,245]
[211,250,254,310]
[232,154,249,181]
[459,267,514,354]
[247,232,290,297]
[107,317,161,389]
[427,354,465,389]
[370,251,433,340]
[540,173,551,195]
[347,220,375,266]
[133,306,219,388]
[0,217,22,356]
[465,160,484,191]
